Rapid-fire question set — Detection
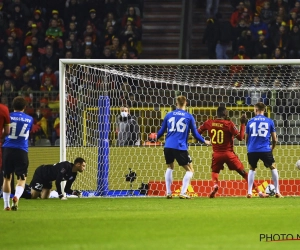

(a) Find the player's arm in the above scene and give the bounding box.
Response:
[197,121,208,135]
[235,114,247,141]
[1,105,10,140]
[190,117,210,145]
[55,176,65,199]
[271,132,277,151]
[156,115,168,140]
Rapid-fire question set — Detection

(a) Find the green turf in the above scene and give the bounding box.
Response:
[2,197,300,250]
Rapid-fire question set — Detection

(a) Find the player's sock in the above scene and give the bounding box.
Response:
[3,192,10,208]
[247,170,255,195]
[271,169,280,194]
[181,171,193,195]
[239,171,260,193]
[211,172,219,186]
[165,168,173,195]
[14,185,24,200]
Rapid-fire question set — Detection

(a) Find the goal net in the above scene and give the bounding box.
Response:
[59,59,300,197]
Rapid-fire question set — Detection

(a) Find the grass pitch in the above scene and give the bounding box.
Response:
[1,197,300,250]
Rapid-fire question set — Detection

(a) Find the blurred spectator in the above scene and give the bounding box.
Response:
[64,0,82,25]
[206,0,219,18]
[85,8,102,32]
[32,9,46,33]
[101,46,116,59]
[249,14,268,41]
[109,37,121,58]
[26,66,39,89]
[9,2,27,29]
[83,24,101,46]
[120,23,139,52]
[272,47,285,59]
[272,0,289,13]
[203,18,217,59]
[2,36,21,62]
[29,36,41,57]
[0,95,9,107]
[0,69,15,86]
[65,50,73,59]
[68,33,81,56]
[254,30,272,58]
[0,79,15,104]
[287,11,300,31]
[39,45,59,77]
[290,0,300,14]
[12,65,23,87]
[6,19,23,40]
[7,0,30,18]
[122,6,141,31]
[3,47,19,71]
[41,65,57,88]
[20,45,39,71]
[64,21,79,40]
[0,0,8,29]
[51,10,65,32]
[82,47,94,59]
[272,25,288,55]
[45,35,63,56]
[233,45,250,59]
[232,19,249,55]
[255,0,266,15]
[104,25,116,46]
[80,35,99,58]
[24,23,43,47]
[260,1,274,25]
[46,19,63,39]
[19,72,38,91]
[269,15,283,38]
[104,12,120,30]
[40,77,55,92]
[287,25,300,58]
[214,12,233,60]
[31,108,48,143]
[277,6,288,21]
[237,29,256,58]
[230,1,246,27]
[117,44,129,59]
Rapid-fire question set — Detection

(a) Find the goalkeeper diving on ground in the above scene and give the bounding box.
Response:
[23,157,86,199]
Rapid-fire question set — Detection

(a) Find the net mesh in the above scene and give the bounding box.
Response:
[63,62,300,197]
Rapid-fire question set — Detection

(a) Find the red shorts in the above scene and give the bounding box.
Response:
[211,151,244,173]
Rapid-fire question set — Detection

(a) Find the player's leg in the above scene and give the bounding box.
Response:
[12,149,29,210]
[227,152,261,196]
[209,153,224,198]
[40,181,52,199]
[262,152,282,198]
[40,189,51,199]
[177,151,193,199]
[2,173,12,210]
[246,153,259,198]
[2,147,13,210]
[163,148,175,198]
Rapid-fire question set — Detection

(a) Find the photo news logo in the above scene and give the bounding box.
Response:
[260,234,300,242]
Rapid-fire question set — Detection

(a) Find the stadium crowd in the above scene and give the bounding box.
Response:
[203,0,300,60]
[0,0,143,145]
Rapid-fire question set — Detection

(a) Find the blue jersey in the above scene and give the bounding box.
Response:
[157,109,205,150]
[246,115,276,153]
[3,112,33,152]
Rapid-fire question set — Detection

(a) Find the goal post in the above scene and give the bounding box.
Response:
[59,59,300,197]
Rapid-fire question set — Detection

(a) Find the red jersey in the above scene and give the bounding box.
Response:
[0,103,10,139]
[198,119,245,152]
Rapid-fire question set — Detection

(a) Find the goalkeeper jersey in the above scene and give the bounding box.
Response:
[157,109,205,150]
[34,161,77,196]
[246,115,276,153]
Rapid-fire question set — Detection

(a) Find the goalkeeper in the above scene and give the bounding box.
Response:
[29,157,86,199]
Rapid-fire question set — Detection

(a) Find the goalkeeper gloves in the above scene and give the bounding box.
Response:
[72,190,82,198]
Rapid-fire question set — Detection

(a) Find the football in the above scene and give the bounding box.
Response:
[265,184,276,196]
[296,160,300,170]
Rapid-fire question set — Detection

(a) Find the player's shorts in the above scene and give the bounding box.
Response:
[164,148,192,166]
[211,151,244,173]
[30,165,52,192]
[2,148,28,180]
[247,152,275,168]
